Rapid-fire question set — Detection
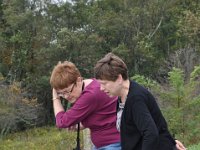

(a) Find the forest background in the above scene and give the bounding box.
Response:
[0,0,200,149]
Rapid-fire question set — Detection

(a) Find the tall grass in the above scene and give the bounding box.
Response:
[0,126,83,150]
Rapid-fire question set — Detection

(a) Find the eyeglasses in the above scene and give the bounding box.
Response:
[57,83,75,98]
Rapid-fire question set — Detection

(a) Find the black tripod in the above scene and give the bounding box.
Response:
[73,123,81,150]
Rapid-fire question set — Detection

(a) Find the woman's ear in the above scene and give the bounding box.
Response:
[76,77,83,83]
[117,74,123,84]
[75,77,83,92]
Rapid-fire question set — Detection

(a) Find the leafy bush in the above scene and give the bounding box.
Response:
[131,74,158,89]
[0,81,46,137]
[158,67,200,146]
[0,63,9,77]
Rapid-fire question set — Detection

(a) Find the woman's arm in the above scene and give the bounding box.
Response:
[52,88,64,116]
[52,87,98,128]
[132,99,159,150]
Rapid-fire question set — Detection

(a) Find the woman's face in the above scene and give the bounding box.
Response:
[98,79,122,97]
[56,81,82,103]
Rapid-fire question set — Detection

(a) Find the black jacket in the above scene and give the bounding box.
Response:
[119,80,176,150]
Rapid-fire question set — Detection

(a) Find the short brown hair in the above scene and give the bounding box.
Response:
[50,61,81,90]
[94,53,128,81]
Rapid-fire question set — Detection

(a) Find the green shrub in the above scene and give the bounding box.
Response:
[0,81,46,137]
[131,74,158,89]
[157,67,200,146]
[0,63,9,77]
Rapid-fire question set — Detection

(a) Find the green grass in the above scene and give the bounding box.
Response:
[0,125,199,150]
[0,126,83,150]
[188,143,200,150]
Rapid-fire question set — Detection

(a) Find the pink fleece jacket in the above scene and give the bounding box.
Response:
[55,79,120,148]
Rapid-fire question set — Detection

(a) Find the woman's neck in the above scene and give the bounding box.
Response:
[83,79,93,88]
[120,79,130,103]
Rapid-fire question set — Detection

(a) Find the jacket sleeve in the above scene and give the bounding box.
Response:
[131,96,159,150]
[56,91,98,128]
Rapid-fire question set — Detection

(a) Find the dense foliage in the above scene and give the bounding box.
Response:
[0,0,200,147]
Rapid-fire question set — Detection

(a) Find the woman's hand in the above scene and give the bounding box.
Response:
[68,123,85,131]
[52,88,64,116]
[52,88,59,100]
[175,140,186,150]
